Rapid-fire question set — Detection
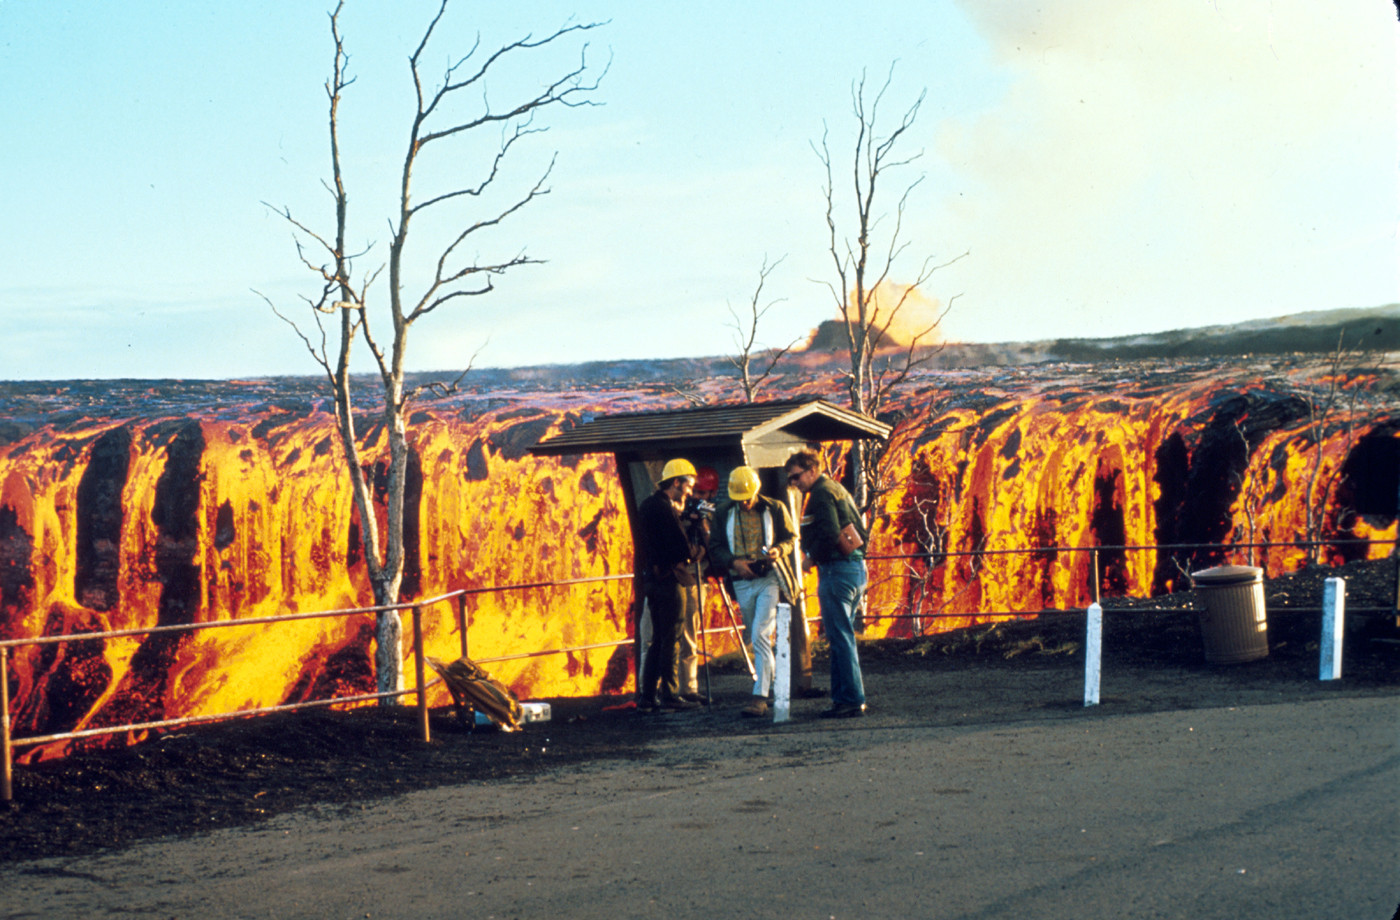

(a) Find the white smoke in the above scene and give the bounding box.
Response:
[933,0,1397,343]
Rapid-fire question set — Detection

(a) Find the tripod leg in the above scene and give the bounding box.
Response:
[698,566,712,704]
[716,578,756,680]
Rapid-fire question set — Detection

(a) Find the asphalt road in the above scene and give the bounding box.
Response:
[2,663,1396,920]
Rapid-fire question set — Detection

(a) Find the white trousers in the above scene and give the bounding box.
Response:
[733,573,780,698]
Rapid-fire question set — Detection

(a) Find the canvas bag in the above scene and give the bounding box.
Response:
[428,655,524,731]
[834,488,866,556]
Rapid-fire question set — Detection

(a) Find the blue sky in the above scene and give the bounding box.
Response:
[0,1,1395,380]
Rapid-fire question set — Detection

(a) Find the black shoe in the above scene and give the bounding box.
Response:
[797,686,828,699]
[679,692,708,704]
[637,698,661,713]
[660,696,701,711]
[819,703,866,719]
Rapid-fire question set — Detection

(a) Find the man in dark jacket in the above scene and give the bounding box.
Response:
[636,459,702,711]
[674,466,719,702]
[707,466,800,718]
[784,448,868,718]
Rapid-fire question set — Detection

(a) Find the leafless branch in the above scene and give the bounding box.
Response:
[726,255,798,402]
[1296,330,1382,564]
[811,63,961,509]
[259,0,603,696]
[1228,420,1267,567]
[407,338,487,400]
[669,385,708,407]
[409,158,556,324]
[414,17,608,146]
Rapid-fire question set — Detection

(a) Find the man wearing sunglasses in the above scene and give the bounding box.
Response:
[784,449,869,718]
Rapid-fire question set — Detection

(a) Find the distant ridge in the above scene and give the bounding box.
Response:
[798,303,1400,367]
[481,302,1400,386]
[1039,303,1400,362]
[3,305,1394,396]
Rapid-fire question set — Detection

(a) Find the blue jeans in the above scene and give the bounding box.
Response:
[733,573,780,698]
[817,558,867,706]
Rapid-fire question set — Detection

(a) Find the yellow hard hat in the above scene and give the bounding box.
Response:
[660,458,697,483]
[728,466,761,502]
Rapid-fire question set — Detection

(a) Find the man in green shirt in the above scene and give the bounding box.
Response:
[784,449,868,718]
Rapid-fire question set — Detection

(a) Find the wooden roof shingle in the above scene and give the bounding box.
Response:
[529,398,891,457]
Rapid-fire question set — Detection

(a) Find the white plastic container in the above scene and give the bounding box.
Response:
[474,701,552,727]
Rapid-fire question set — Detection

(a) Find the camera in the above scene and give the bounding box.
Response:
[744,545,774,577]
[685,498,717,519]
[682,497,715,545]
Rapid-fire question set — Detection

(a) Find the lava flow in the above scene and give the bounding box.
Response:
[0,355,1395,762]
[0,396,640,762]
[864,360,1397,634]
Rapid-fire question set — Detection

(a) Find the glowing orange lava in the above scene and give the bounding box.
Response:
[0,360,1393,761]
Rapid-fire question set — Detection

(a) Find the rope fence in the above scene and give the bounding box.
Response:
[2,537,1396,801]
[861,536,1399,631]
[1,573,634,802]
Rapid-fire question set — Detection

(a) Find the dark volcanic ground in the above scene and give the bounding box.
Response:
[2,558,1396,865]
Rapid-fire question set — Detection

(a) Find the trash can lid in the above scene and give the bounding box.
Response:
[1190,564,1263,586]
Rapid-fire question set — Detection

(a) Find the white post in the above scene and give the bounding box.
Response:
[774,602,792,723]
[1084,602,1102,707]
[1319,577,1346,681]
[636,598,653,702]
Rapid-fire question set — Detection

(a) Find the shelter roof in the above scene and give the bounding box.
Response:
[529,398,891,458]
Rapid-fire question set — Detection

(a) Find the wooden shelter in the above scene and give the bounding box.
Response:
[530,397,891,471]
[531,398,891,528]
[530,398,891,691]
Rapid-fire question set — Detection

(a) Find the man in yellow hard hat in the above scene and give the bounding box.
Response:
[708,465,799,718]
[635,458,702,711]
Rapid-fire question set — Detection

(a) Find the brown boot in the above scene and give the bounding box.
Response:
[740,696,768,718]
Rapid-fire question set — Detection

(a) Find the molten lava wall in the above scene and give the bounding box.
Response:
[860,365,1397,638]
[0,360,1394,760]
[0,400,646,762]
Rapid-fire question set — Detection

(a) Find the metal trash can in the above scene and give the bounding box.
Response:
[1191,565,1269,663]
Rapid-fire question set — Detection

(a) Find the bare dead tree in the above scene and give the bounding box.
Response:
[897,486,991,634]
[726,256,798,403]
[1299,332,1374,564]
[813,64,965,509]
[863,412,933,516]
[258,1,604,697]
[899,489,949,634]
[1228,421,1269,567]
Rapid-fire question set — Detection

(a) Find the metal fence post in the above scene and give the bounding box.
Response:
[1091,548,1101,604]
[457,593,469,660]
[412,606,430,743]
[2,647,12,802]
